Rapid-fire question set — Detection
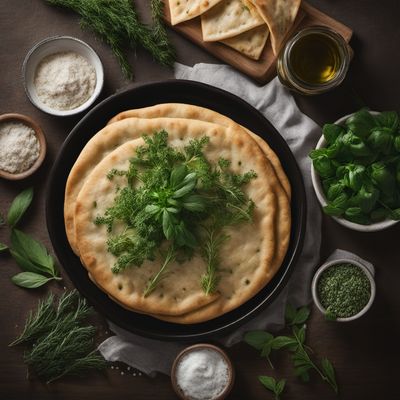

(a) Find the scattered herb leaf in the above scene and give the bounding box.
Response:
[11,272,53,289]
[258,376,286,400]
[0,242,8,252]
[7,187,33,228]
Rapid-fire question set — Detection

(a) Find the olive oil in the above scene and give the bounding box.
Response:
[289,33,341,84]
[277,26,351,95]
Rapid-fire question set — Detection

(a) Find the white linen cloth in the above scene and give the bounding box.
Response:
[98,63,323,376]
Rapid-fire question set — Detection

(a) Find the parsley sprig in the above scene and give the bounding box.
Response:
[95,130,256,295]
[244,305,338,397]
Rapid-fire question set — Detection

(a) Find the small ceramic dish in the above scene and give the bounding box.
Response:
[0,113,46,180]
[171,343,235,400]
[311,111,398,232]
[311,258,376,322]
[22,36,104,117]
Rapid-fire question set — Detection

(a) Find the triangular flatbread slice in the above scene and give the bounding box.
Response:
[221,24,269,60]
[201,0,264,42]
[168,0,224,25]
[250,0,301,55]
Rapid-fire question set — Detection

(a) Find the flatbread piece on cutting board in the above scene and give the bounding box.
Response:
[74,117,281,320]
[201,0,265,41]
[220,24,269,60]
[168,0,224,25]
[250,0,302,55]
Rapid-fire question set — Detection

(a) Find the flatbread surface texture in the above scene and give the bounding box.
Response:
[65,103,291,255]
[221,25,269,60]
[201,0,264,41]
[74,117,279,320]
[250,0,301,55]
[168,0,224,25]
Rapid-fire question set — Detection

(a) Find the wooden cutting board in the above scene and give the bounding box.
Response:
[163,1,353,84]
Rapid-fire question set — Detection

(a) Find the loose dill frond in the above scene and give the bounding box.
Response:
[201,227,229,295]
[10,290,106,383]
[45,0,176,79]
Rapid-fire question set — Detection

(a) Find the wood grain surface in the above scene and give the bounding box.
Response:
[163,1,353,83]
[1,1,400,400]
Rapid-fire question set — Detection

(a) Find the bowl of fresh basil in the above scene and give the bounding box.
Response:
[310,109,400,231]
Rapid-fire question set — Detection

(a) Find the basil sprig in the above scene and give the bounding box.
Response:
[1,188,62,288]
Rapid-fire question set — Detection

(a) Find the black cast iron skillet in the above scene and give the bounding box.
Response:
[46,80,306,341]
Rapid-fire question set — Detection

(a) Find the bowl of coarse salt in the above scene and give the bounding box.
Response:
[171,343,235,400]
[22,36,104,117]
[0,113,46,180]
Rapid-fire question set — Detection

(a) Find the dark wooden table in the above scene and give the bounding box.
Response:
[1,1,400,399]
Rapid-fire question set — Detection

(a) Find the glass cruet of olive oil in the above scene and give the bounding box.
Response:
[277,26,351,95]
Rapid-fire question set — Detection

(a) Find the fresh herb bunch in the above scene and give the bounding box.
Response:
[45,0,175,79]
[1,188,62,288]
[95,130,256,295]
[244,305,338,395]
[310,109,400,224]
[10,290,106,383]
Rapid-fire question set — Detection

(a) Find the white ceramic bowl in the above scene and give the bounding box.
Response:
[22,36,104,117]
[311,258,376,322]
[311,111,399,231]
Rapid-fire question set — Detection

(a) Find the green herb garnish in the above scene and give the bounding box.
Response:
[95,130,256,295]
[7,187,33,228]
[244,305,338,394]
[10,290,106,383]
[310,109,400,224]
[45,0,175,79]
[258,376,286,400]
[1,188,62,288]
[317,263,371,319]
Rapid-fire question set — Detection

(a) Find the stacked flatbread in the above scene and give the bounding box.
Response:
[168,0,302,59]
[64,104,291,324]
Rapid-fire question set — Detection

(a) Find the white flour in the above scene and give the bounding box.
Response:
[34,51,96,111]
[0,122,40,173]
[176,348,230,400]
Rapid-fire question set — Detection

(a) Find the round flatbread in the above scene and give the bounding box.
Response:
[74,117,280,319]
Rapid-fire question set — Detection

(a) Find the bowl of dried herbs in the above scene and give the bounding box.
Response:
[311,258,376,322]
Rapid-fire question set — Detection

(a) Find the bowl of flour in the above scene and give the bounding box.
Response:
[0,113,46,180]
[23,36,104,117]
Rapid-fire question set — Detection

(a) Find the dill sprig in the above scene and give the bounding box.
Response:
[10,290,106,383]
[45,0,175,79]
[95,131,257,295]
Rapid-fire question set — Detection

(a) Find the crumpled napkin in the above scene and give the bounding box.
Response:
[98,63,323,376]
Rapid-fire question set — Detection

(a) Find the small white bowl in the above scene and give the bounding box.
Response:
[311,258,376,322]
[22,36,104,117]
[311,111,399,231]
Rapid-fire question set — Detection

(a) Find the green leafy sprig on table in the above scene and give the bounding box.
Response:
[244,305,338,397]
[45,0,175,79]
[95,130,256,296]
[310,109,400,224]
[1,188,62,288]
[258,376,286,400]
[10,290,106,383]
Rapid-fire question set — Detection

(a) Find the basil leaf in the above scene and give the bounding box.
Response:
[11,229,55,276]
[284,303,297,323]
[258,375,276,391]
[321,358,338,393]
[162,209,174,240]
[272,336,297,350]
[275,379,286,395]
[374,111,399,132]
[323,123,345,144]
[345,109,377,138]
[0,242,8,252]
[169,165,188,188]
[7,188,33,228]
[244,331,273,350]
[9,249,44,274]
[11,272,52,289]
[291,306,310,325]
